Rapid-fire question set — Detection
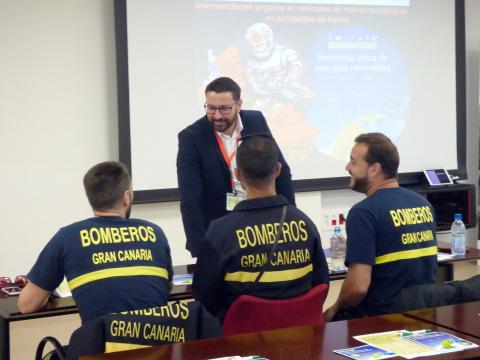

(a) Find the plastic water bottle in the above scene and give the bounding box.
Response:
[451,213,466,256]
[330,226,346,271]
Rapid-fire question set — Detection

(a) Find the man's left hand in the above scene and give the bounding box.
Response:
[323,305,338,322]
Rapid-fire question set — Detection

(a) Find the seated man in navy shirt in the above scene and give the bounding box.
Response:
[18,161,173,323]
[193,135,329,320]
[324,133,437,321]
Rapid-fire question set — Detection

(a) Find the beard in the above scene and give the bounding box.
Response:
[350,175,369,194]
[209,115,237,133]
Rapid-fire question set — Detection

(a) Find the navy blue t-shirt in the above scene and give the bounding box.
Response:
[193,195,329,319]
[27,216,173,323]
[346,187,437,315]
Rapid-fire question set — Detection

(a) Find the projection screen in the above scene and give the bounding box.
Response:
[115,0,466,202]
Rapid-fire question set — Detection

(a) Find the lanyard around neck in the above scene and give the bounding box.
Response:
[214,130,240,190]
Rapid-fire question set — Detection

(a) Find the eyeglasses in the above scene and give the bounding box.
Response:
[204,103,236,115]
[0,275,28,289]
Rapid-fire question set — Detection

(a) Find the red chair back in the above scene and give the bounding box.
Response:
[223,284,329,336]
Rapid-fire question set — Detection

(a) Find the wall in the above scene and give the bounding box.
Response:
[1,1,118,276]
[1,0,479,277]
[465,0,480,241]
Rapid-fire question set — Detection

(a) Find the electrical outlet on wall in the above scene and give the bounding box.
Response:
[320,210,348,232]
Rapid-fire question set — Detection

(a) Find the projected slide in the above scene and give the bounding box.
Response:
[124,0,458,192]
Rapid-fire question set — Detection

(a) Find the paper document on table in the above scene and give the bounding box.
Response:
[354,330,437,359]
[209,356,268,360]
[333,344,396,359]
[354,330,478,359]
[437,252,455,261]
[406,331,478,353]
[326,257,347,273]
[172,274,193,285]
[53,277,72,298]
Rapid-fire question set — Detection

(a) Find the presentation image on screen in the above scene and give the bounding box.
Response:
[120,0,461,195]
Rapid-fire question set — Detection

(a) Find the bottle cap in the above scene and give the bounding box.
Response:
[334,226,341,232]
[454,213,462,221]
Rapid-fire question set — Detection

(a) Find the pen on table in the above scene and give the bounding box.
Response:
[400,329,432,337]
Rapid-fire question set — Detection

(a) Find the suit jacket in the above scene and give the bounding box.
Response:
[177,110,295,257]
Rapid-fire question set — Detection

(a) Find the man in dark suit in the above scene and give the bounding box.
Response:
[177,77,295,257]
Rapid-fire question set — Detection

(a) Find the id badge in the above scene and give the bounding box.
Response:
[226,192,245,211]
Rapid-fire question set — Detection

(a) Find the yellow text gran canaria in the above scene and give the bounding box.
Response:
[92,249,153,264]
[401,230,434,245]
[241,248,311,268]
[109,320,185,343]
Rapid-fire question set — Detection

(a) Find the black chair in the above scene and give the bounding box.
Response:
[66,301,222,358]
[35,336,66,360]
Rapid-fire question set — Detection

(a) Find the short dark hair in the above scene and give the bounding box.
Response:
[355,132,399,179]
[83,161,131,210]
[205,77,241,101]
[236,136,278,187]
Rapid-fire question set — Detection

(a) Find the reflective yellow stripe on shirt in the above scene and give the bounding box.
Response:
[375,246,438,265]
[105,342,150,353]
[68,266,169,291]
[224,263,313,283]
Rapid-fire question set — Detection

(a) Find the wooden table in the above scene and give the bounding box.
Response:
[2,249,479,360]
[2,248,471,321]
[435,246,480,282]
[0,265,195,360]
[330,246,480,282]
[82,313,480,360]
[405,301,480,339]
